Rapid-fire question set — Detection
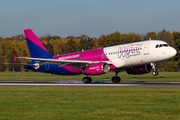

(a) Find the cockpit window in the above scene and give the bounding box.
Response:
[163,44,169,47]
[159,44,163,47]
[155,44,170,48]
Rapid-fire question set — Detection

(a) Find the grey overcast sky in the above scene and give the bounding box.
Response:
[1,0,180,38]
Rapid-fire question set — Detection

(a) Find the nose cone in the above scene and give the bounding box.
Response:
[169,47,177,58]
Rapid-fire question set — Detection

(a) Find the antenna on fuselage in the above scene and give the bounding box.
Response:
[149,38,151,41]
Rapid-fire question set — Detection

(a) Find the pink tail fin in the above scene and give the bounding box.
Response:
[24,29,53,58]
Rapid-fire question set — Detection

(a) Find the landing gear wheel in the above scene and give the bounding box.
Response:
[151,63,158,76]
[152,70,158,76]
[111,76,121,83]
[82,77,92,83]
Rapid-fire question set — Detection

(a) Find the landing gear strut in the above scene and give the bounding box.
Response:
[82,75,92,83]
[111,70,121,83]
[151,63,158,76]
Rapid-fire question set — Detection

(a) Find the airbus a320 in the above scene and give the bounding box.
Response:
[6,29,177,83]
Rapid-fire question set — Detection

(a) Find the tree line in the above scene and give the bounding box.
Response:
[0,29,179,72]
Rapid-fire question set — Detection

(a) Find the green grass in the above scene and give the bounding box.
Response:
[0,72,180,119]
[0,86,179,120]
[0,72,179,81]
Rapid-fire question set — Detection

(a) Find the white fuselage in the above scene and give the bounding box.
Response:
[104,40,176,69]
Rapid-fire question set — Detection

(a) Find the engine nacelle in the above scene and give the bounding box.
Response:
[126,64,152,75]
[83,63,109,75]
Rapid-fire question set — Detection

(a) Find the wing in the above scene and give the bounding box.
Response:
[17,57,112,69]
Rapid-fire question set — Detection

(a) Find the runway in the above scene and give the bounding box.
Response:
[0,80,180,87]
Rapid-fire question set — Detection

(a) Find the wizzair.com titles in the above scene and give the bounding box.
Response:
[58,54,80,60]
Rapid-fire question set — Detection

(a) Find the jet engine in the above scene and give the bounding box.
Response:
[83,62,109,75]
[126,64,152,75]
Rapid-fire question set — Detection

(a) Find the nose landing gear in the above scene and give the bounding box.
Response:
[152,70,158,76]
[151,63,158,76]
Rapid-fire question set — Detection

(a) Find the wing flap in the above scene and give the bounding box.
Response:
[17,57,112,65]
[10,56,112,69]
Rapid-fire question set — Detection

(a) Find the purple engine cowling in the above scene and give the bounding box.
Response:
[83,62,109,75]
[126,64,152,75]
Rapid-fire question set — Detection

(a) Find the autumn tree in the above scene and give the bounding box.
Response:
[124,33,142,43]
[157,29,172,45]
[78,37,95,51]
[0,29,180,72]
[0,36,3,41]
[164,61,178,72]
[97,35,107,47]
[65,38,77,53]
[172,31,180,69]
[0,46,4,71]
[45,42,54,55]
[143,31,157,40]
[8,47,21,71]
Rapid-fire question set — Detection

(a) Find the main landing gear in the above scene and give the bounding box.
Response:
[82,75,92,83]
[151,63,158,76]
[82,70,121,84]
[111,70,121,83]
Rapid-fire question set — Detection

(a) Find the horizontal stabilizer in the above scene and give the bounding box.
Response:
[13,55,18,61]
[4,63,37,67]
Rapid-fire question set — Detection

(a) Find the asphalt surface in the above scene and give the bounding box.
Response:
[0,80,180,87]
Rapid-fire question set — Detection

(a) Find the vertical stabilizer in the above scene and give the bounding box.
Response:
[24,29,53,58]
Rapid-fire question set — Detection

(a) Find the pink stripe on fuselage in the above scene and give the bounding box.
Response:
[53,48,110,74]
[53,48,109,61]
[24,29,48,52]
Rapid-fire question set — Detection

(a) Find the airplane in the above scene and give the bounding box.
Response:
[6,29,177,83]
